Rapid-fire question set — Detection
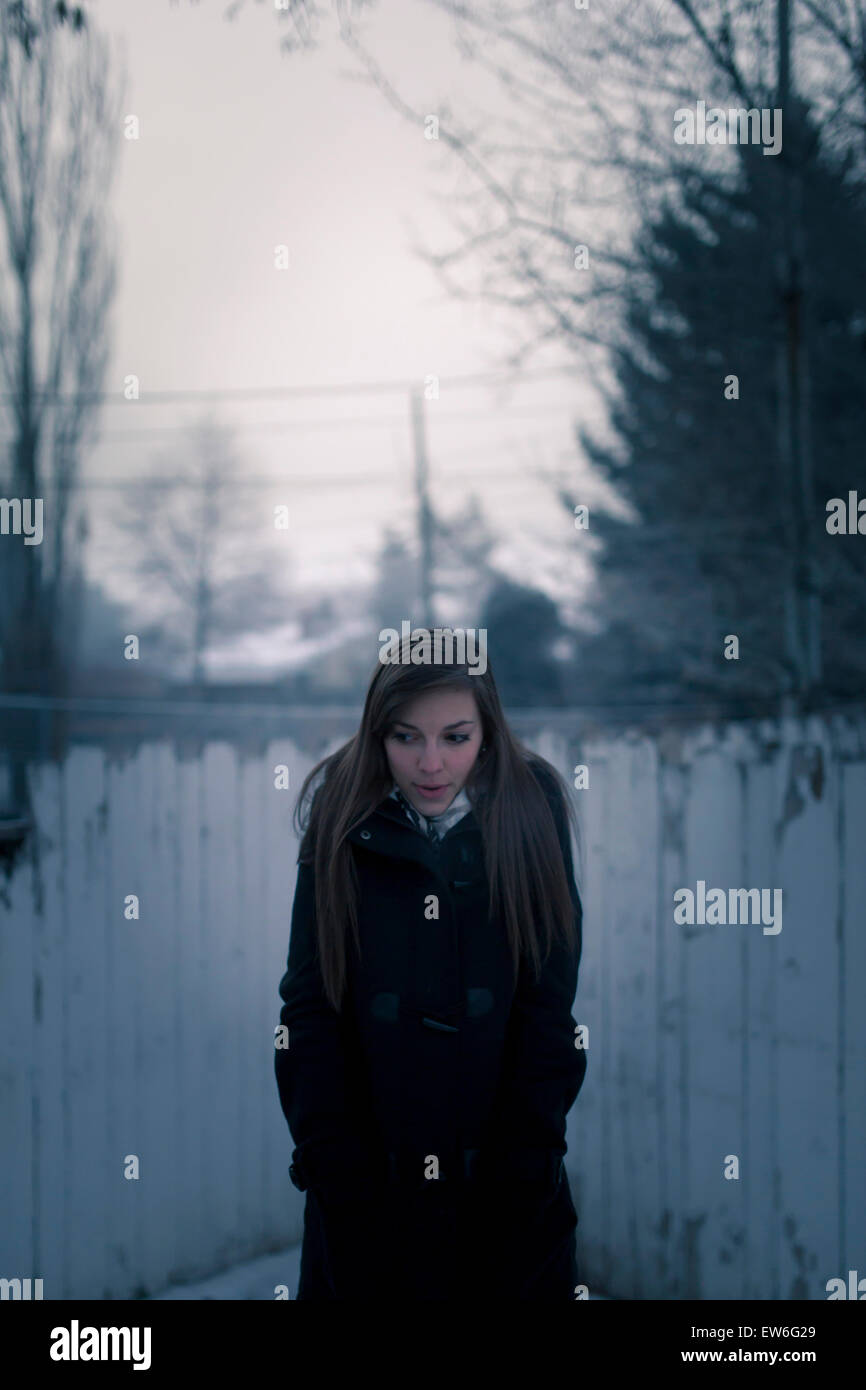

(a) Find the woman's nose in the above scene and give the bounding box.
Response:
[417,742,444,771]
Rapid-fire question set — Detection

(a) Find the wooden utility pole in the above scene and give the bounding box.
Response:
[776,0,821,697]
[410,387,435,626]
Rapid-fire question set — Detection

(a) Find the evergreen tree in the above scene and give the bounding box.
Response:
[575,127,866,705]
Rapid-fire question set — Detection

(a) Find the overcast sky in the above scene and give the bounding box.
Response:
[85,0,608,673]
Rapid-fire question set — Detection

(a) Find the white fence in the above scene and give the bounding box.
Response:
[1,711,864,1299]
[573,713,866,1300]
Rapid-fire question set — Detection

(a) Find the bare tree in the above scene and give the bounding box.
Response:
[214,0,861,384]
[798,0,866,170]
[111,414,294,689]
[210,0,860,700]
[0,0,122,694]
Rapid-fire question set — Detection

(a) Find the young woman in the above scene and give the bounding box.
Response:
[274,631,587,1300]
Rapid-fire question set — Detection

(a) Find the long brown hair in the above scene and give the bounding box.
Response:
[294,630,579,1011]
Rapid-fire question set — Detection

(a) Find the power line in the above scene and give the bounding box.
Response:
[82,405,571,444]
[25,460,561,489]
[0,363,587,408]
[17,471,399,491]
[0,410,576,447]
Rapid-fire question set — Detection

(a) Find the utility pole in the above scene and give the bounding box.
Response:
[410,387,435,627]
[776,0,821,699]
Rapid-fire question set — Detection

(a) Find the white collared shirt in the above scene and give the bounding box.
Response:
[388,784,473,841]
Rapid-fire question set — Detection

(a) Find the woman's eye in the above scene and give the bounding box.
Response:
[390,732,469,744]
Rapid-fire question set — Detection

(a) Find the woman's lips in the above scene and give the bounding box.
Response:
[415,783,449,798]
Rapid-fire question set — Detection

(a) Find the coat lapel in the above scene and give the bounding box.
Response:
[346,794,480,874]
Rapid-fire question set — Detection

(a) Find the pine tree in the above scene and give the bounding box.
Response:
[576,128,866,706]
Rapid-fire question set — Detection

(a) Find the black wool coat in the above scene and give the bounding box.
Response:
[274,761,587,1301]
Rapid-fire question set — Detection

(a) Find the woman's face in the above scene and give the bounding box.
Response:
[384,686,484,817]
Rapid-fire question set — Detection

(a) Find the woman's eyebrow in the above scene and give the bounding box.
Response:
[392,719,476,731]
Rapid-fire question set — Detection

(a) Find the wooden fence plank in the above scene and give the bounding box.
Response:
[199,742,243,1273]
[580,736,613,1294]
[263,737,307,1269]
[62,747,109,1298]
[657,746,688,1299]
[742,750,781,1299]
[29,759,66,1298]
[567,729,603,1296]
[169,747,205,1284]
[0,758,36,1289]
[841,760,866,1288]
[682,736,747,1300]
[104,747,143,1297]
[775,721,839,1299]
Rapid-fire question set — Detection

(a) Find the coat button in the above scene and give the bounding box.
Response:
[360,830,372,840]
[371,992,399,1022]
[466,987,493,1017]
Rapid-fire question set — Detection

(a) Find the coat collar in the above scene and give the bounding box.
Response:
[346,786,480,870]
[387,783,473,840]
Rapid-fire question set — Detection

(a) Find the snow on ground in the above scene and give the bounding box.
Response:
[150,1245,302,1300]
[148,1242,608,1300]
